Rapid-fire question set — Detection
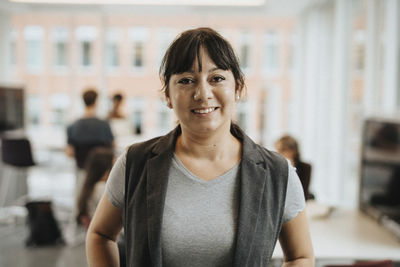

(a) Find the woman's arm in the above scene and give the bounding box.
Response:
[86,192,123,267]
[279,209,314,267]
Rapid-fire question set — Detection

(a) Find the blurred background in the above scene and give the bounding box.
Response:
[0,0,399,266]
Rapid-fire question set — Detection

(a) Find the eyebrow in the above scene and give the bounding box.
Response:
[183,67,222,74]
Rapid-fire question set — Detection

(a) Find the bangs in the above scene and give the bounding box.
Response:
[164,33,232,75]
[160,27,244,94]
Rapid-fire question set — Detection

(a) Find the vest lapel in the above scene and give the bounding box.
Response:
[146,127,180,266]
[231,125,268,267]
[147,152,171,266]
[233,158,268,266]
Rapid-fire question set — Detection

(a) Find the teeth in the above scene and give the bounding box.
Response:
[193,108,215,114]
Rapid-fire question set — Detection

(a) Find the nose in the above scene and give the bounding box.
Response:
[193,81,213,101]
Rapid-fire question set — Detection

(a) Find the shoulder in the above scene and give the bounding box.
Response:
[231,123,287,170]
[244,138,288,172]
[91,117,111,126]
[258,145,287,166]
[126,126,179,157]
[126,135,164,158]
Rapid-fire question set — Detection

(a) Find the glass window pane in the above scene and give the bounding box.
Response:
[240,44,249,69]
[106,43,118,67]
[133,42,143,67]
[82,41,91,66]
[54,42,67,66]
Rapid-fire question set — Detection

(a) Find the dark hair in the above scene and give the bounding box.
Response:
[112,93,123,102]
[77,147,114,222]
[82,89,98,107]
[159,27,245,97]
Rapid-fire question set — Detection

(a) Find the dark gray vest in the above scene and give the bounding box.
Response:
[123,125,288,267]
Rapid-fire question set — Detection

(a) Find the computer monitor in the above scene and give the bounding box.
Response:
[359,118,400,237]
[0,86,25,132]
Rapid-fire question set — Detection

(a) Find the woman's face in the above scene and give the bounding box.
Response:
[166,48,238,135]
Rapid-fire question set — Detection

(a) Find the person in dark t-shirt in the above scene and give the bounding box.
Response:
[66,89,114,169]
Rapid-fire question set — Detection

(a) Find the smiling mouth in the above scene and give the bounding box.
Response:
[191,107,218,114]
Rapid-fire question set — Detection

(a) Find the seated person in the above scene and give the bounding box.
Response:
[76,147,115,228]
[275,135,315,200]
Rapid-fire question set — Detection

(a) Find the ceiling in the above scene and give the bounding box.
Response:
[0,0,324,16]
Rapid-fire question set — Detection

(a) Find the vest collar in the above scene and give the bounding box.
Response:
[151,124,265,165]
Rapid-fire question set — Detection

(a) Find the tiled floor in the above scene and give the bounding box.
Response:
[0,224,87,267]
[0,149,88,267]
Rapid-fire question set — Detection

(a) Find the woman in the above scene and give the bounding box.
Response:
[275,135,315,201]
[76,147,114,228]
[86,27,314,267]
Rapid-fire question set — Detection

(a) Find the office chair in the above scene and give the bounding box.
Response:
[0,137,35,207]
[324,260,394,267]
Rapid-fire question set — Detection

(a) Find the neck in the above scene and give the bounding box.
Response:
[177,123,240,161]
[84,106,96,117]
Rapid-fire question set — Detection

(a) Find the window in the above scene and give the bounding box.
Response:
[155,28,175,70]
[50,93,69,126]
[9,30,17,67]
[133,110,143,135]
[76,26,97,69]
[105,43,118,67]
[82,41,91,66]
[236,101,249,131]
[129,27,148,72]
[263,31,279,74]
[52,27,69,69]
[105,28,121,70]
[238,31,252,72]
[353,29,365,72]
[288,33,297,72]
[157,99,171,134]
[27,95,41,126]
[133,42,143,67]
[24,26,44,72]
[128,97,146,135]
[55,42,67,66]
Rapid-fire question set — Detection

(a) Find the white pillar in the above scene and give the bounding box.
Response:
[328,0,351,204]
[291,3,338,204]
[363,0,381,116]
[288,14,306,139]
[265,84,283,147]
[382,0,400,113]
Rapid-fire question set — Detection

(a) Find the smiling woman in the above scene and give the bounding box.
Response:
[165,49,238,136]
[86,27,314,267]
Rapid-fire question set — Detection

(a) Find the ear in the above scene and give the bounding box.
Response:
[235,90,241,101]
[166,97,173,109]
[164,86,173,108]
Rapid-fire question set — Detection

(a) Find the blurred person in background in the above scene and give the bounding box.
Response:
[275,135,315,201]
[76,147,115,228]
[108,93,125,120]
[66,88,114,205]
[107,93,131,153]
[86,27,314,267]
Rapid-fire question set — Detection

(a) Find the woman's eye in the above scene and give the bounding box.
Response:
[212,76,225,82]
[178,78,193,84]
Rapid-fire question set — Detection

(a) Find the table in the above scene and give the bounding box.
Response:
[273,207,400,261]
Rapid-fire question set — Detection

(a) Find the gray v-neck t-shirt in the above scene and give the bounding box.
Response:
[106,151,305,267]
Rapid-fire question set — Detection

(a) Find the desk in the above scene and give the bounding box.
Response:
[273,208,400,261]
